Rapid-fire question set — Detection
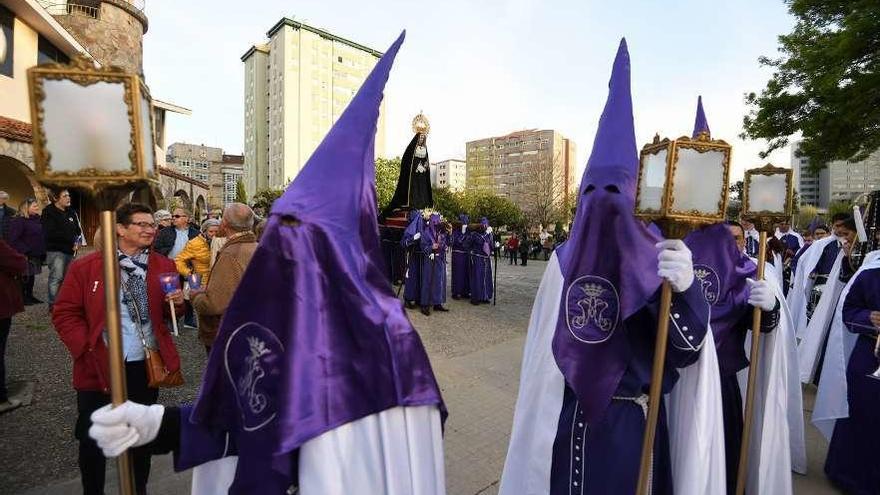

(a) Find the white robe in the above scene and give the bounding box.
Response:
[735,264,807,494]
[797,251,845,383]
[190,405,446,495]
[812,251,880,441]
[499,254,725,495]
[787,235,839,338]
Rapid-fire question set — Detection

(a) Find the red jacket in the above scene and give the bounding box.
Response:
[52,251,182,392]
[0,240,26,319]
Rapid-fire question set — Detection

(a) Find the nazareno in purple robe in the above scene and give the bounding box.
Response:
[547,40,709,493]
[464,225,493,303]
[685,222,779,494]
[420,214,447,307]
[402,210,424,304]
[450,214,470,299]
[180,32,445,493]
[825,266,880,494]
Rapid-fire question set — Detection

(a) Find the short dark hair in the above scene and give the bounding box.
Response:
[51,188,69,202]
[116,203,153,225]
[814,224,830,233]
[830,212,851,224]
[840,217,857,232]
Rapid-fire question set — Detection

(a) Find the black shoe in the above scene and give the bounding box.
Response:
[433,305,449,312]
[470,300,480,306]
[420,306,431,316]
[25,296,43,305]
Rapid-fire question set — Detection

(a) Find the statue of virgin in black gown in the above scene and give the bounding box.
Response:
[382,132,433,216]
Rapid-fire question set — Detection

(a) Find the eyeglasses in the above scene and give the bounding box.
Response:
[128,221,158,230]
[172,214,187,219]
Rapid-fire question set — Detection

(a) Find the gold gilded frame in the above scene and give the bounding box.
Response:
[27,56,158,193]
[635,133,732,230]
[742,163,793,230]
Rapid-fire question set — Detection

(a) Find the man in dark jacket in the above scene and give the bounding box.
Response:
[153,207,198,258]
[0,191,16,240]
[41,189,82,312]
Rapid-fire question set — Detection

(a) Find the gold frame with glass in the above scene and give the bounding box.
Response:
[27,56,158,192]
[742,163,794,221]
[635,132,732,230]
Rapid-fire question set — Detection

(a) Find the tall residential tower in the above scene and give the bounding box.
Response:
[242,18,386,196]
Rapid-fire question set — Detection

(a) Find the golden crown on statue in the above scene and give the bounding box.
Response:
[412,111,430,135]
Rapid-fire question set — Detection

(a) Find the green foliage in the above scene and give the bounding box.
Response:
[235,178,248,204]
[376,157,401,210]
[430,187,523,228]
[251,188,284,212]
[795,204,819,229]
[727,180,743,220]
[742,0,880,172]
[471,193,523,228]
[827,200,853,219]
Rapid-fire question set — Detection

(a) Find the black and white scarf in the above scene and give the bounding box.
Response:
[118,250,150,324]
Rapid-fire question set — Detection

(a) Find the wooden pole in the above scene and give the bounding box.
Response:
[735,230,768,495]
[636,280,674,495]
[100,211,136,495]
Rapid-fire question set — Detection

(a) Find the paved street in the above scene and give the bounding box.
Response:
[3,254,840,494]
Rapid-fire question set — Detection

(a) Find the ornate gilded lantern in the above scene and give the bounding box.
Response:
[27,56,158,195]
[635,131,732,236]
[742,163,794,232]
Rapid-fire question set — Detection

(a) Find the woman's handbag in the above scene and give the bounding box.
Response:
[123,279,184,388]
[144,346,184,388]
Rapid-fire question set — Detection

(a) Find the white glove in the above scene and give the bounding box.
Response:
[486,226,493,234]
[461,225,467,234]
[413,232,421,240]
[429,253,435,260]
[89,401,164,457]
[494,241,501,248]
[746,278,776,312]
[656,240,694,293]
[416,164,426,173]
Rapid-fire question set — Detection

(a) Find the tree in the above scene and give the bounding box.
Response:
[727,180,743,220]
[235,178,248,204]
[471,193,523,228]
[251,187,284,212]
[376,157,401,210]
[741,1,880,172]
[520,149,569,229]
[828,200,853,219]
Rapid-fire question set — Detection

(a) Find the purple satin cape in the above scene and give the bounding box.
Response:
[188,31,444,491]
[684,223,755,344]
[553,38,663,423]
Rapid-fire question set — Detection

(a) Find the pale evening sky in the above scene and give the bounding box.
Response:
[142,0,795,182]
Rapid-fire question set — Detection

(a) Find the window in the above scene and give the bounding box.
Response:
[38,35,69,65]
[0,6,13,77]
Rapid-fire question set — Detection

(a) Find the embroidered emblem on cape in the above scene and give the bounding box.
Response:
[693,264,721,305]
[565,275,620,343]
[224,322,284,432]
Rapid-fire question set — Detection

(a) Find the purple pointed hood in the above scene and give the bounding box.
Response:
[189,31,444,492]
[552,38,663,423]
[692,95,710,138]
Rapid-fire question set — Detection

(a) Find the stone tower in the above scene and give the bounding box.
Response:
[44,0,147,74]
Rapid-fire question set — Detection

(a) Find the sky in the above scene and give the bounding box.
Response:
[142,0,796,182]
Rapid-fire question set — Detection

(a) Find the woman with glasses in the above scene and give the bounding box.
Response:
[8,198,46,305]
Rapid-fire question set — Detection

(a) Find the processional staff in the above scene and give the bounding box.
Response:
[28,56,162,495]
[632,130,732,495]
[736,163,794,495]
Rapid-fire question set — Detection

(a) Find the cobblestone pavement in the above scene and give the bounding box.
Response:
[4,254,841,494]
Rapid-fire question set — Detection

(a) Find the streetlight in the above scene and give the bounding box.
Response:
[737,163,793,495]
[28,55,158,495]
[633,130,732,495]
